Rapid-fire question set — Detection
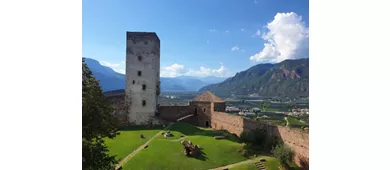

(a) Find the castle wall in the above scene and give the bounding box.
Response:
[158,105,191,122]
[211,111,308,169]
[125,32,160,125]
[213,102,226,112]
[105,93,129,126]
[211,111,245,135]
[189,101,212,127]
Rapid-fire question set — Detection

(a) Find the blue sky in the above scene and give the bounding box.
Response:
[82,0,309,77]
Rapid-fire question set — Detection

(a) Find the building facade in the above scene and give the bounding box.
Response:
[125,32,161,125]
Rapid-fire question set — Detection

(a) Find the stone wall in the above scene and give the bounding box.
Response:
[189,101,212,127]
[210,111,308,169]
[125,32,160,125]
[274,126,309,169]
[158,105,191,121]
[105,93,129,126]
[211,111,245,135]
[213,102,226,112]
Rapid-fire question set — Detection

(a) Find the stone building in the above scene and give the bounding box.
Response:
[189,91,226,127]
[125,32,161,125]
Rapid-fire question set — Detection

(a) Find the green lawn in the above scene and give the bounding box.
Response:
[105,126,163,160]
[122,122,248,170]
[230,156,282,170]
[229,162,259,170]
[265,107,288,112]
[286,117,308,128]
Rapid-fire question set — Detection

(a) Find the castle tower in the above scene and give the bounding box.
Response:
[125,32,160,125]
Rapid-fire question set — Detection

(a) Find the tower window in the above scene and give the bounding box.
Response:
[132,80,135,84]
[142,100,146,106]
[142,84,146,90]
[138,55,142,61]
[203,108,206,112]
[138,71,142,76]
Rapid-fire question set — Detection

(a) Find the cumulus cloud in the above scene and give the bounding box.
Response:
[114,69,125,74]
[185,66,228,77]
[250,12,309,63]
[160,63,230,77]
[100,61,120,68]
[99,60,126,74]
[231,46,240,51]
[232,46,245,52]
[160,63,185,77]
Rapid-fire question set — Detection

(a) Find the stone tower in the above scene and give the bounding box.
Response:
[125,32,160,125]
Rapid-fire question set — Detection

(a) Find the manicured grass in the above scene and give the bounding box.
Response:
[230,156,283,170]
[122,122,248,170]
[229,162,258,170]
[105,126,163,160]
[286,117,308,128]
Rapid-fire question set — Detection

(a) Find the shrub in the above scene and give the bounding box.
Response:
[271,144,295,165]
[239,129,280,154]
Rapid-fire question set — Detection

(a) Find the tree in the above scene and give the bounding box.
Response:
[261,101,270,112]
[82,58,119,170]
[272,143,295,166]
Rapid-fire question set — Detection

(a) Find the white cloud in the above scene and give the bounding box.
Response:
[161,63,186,77]
[100,61,120,68]
[241,28,245,31]
[114,68,125,74]
[231,46,245,52]
[226,30,229,33]
[160,63,185,77]
[185,66,228,77]
[209,29,217,32]
[164,63,184,71]
[121,61,125,64]
[252,29,261,37]
[160,63,230,77]
[206,40,210,43]
[99,60,126,74]
[231,46,240,51]
[250,12,309,63]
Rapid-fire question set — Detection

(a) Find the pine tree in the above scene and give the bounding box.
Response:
[82,58,119,170]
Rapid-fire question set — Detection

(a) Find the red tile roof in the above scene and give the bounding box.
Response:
[192,91,225,103]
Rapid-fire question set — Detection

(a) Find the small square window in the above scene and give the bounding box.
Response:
[138,71,142,76]
[142,100,146,106]
[138,56,142,61]
[142,84,146,90]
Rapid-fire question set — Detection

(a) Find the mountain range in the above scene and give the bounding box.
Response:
[83,58,226,92]
[199,58,309,98]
